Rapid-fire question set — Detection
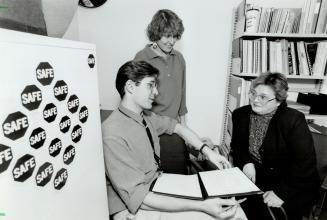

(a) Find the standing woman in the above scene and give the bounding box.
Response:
[134,9,189,174]
[230,72,319,220]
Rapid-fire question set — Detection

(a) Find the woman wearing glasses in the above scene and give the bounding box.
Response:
[230,72,319,220]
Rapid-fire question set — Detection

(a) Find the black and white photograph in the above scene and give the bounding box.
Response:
[1,0,327,220]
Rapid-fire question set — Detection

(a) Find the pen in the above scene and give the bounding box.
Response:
[222,198,247,212]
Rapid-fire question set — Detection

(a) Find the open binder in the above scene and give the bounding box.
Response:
[150,167,262,200]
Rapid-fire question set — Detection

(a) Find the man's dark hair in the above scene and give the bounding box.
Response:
[115,60,159,98]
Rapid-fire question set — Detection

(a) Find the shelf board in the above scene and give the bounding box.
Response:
[234,32,327,40]
[232,73,327,80]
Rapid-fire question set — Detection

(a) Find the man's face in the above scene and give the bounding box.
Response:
[132,77,158,110]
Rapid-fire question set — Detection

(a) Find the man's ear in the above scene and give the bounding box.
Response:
[125,80,134,94]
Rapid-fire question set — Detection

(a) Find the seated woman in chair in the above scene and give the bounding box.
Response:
[230,72,320,220]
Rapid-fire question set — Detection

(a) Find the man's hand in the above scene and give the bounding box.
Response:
[263,191,284,208]
[201,197,238,219]
[243,163,256,182]
[202,147,231,169]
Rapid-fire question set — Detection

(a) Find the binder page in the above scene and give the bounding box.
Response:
[199,167,261,197]
[151,173,202,199]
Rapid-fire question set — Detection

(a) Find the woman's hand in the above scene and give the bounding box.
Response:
[263,191,284,208]
[243,163,256,182]
[200,137,215,150]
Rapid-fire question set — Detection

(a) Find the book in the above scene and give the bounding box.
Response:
[299,0,310,33]
[316,0,327,33]
[276,9,289,33]
[229,76,248,110]
[287,42,294,75]
[297,41,311,75]
[297,92,327,114]
[305,0,318,33]
[312,41,327,76]
[150,167,262,200]
[242,40,249,72]
[290,41,299,75]
[245,4,262,33]
[261,38,268,72]
[304,42,319,75]
[308,122,327,135]
[258,8,268,32]
[311,0,322,33]
[287,100,311,114]
[281,39,289,75]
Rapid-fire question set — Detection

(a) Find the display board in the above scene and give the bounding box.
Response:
[0,28,109,220]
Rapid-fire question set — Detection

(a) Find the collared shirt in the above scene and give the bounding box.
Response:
[134,44,188,119]
[102,104,177,214]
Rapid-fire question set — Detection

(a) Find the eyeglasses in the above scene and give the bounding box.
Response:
[134,80,158,93]
[248,90,276,105]
[145,82,158,92]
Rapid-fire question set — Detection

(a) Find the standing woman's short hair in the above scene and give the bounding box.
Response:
[146,9,184,42]
[251,72,289,102]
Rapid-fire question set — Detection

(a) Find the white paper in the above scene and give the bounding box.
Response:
[199,167,261,197]
[152,173,202,199]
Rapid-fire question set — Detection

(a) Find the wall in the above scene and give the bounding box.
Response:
[69,0,243,143]
[42,0,79,38]
[66,0,323,143]
[63,11,79,40]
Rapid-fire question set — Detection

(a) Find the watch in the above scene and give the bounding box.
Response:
[200,144,209,154]
[79,0,107,8]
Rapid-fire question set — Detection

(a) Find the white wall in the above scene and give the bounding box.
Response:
[66,0,315,143]
[71,0,243,143]
[63,11,79,40]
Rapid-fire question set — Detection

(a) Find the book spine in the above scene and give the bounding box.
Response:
[245,5,261,33]
[316,0,327,33]
[287,42,294,75]
[312,0,322,33]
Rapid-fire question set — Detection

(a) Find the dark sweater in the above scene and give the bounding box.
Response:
[230,101,319,214]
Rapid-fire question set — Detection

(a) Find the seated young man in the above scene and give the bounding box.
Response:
[102,60,247,220]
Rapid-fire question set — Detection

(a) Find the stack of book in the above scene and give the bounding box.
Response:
[245,0,327,34]
[234,37,327,76]
[245,5,301,33]
[287,100,311,114]
[297,93,327,114]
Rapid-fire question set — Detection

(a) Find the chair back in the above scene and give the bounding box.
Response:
[312,130,327,183]
[100,109,113,123]
[308,126,327,220]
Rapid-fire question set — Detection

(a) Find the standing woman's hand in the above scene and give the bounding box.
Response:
[243,163,256,182]
[202,147,231,169]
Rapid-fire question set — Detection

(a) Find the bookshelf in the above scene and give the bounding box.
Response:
[232,72,327,79]
[235,33,327,40]
[220,0,327,157]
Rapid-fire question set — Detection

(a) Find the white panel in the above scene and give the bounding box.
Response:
[0,28,108,220]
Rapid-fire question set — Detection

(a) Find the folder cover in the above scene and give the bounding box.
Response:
[150,167,262,200]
